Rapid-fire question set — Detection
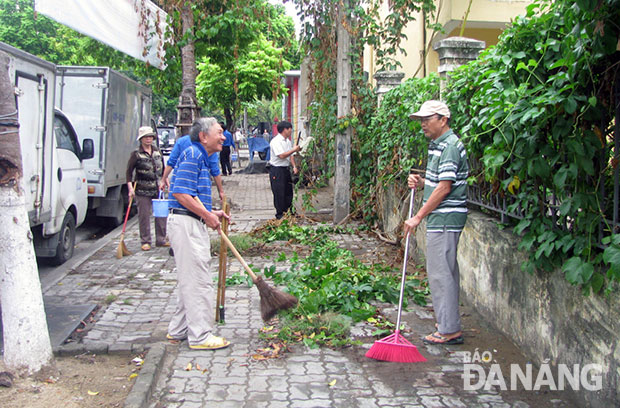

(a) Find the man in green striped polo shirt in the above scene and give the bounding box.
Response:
[404,100,469,345]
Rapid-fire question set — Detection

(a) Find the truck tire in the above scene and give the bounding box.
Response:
[107,193,126,227]
[50,213,76,266]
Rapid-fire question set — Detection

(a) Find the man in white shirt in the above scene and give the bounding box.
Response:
[268,121,300,219]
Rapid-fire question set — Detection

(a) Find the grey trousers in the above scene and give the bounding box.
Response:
[167,213,215,345]
[135,195,167,246]
[426,231,462,334]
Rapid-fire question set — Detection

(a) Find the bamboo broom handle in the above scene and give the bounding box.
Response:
[219,232,259,281]
[191,196,259,281]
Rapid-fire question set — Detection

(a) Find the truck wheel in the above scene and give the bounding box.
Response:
[50,213,76,266]
[108,193,126,227]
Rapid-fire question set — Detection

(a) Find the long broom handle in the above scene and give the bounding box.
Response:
[219,232,259,282]
[190,195,259,282]
[121,182,137,234]
[395,187,416,332]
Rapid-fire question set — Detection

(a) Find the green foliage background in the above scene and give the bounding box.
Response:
[297,0,620,294]
[0,0,299,126]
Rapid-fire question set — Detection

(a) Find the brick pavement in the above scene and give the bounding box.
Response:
[43,171,578,407]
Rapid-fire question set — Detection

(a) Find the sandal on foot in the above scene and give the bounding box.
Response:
[422,332,464,345]
[189,335,230,350]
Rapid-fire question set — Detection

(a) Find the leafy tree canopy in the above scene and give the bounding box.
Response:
[1,0,299,125]
[196,34,291,127]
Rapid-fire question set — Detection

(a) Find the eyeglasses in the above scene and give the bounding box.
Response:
[420,115,442,124]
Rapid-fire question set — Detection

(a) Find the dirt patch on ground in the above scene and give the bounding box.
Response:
[0,353,140,408]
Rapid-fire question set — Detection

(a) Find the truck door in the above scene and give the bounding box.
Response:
[55,68,107,197]
[15,71,52,225]
[52,113,88,228]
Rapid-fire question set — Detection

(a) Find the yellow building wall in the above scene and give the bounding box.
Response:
[364,0,531,83]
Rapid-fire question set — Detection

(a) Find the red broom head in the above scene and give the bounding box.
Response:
[365,331,427,363]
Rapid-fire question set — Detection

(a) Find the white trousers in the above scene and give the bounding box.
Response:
[167,213,214,345]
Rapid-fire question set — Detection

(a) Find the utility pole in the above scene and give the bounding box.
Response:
[334,0,351,224]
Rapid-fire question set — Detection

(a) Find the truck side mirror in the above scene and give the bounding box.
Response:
[81,139,95,160]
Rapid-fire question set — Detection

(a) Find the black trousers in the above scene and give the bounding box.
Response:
[220,145,232,175]
[269,166,293,219]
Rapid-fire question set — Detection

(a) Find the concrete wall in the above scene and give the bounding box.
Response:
[410,207,620,407]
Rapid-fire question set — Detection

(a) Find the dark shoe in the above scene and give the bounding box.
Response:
[168,248,174,256]
[156,241,171,247]
[422,332,464,345]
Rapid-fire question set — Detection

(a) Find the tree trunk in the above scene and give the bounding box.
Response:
[0,52,54,375]
[176,2,200,135]
[224,107,234,130]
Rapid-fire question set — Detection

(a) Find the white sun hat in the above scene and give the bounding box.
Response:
[137,126,156,141]
[409,100,451,119]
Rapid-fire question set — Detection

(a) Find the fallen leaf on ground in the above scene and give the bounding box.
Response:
[328,379,337,387]
[87,390,99,396]
[128,373,138,380]
[185,363,192,371]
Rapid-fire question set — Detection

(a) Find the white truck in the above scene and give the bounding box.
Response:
[0,42,94,265]
[54,66,153,226]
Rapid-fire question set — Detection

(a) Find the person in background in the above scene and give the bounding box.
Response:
[126,126,168,251]
[262,129,270,141]
[403,100,469,345]
[220,123,236,176]
[268,121,300,219]
[166,117,230,350]
[159,133,225,203]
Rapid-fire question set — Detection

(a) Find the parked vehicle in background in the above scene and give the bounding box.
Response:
[157,126,176,155]
[55,66,152,226]
[1,41,94,265]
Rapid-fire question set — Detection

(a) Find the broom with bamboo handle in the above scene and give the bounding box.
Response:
[216,198,230,323]
[116,182,136,259]
[191,197,298,320]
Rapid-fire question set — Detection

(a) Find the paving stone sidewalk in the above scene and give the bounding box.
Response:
[44,172,579,408]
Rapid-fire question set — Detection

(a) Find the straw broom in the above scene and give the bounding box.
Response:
[116,182,136,259]
[219,232,297,321]
[192,197,297,320]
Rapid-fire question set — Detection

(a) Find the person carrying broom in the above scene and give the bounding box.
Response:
[404,100,469,346]
[165,118,231,350]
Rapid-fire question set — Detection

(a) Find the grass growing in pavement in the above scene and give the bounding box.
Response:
[104,294,118,305]
[211,233,260,257]
[256,220,429,348]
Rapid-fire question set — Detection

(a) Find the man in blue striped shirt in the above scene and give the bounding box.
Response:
[404,100,469,346]
[166,118,231,350]
[159,133,224,202]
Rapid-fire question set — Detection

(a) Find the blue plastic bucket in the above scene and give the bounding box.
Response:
[152,191,169,217]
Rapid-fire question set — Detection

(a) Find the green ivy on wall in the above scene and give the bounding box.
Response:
[295,0,620,294]
[444,0,620,294]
